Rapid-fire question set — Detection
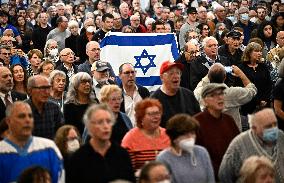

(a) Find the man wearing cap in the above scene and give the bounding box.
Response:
[233,7,257,45]
[179,7,199,50]
[151,61,201,127]
[218,31,243,65]
[194,83,239,180]
[219,108,284,183]
[91,60,116,99]
[0,11,22,46]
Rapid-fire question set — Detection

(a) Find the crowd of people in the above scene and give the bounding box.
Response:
[0,0,284,182]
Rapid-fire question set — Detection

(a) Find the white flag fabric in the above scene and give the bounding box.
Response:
[100,32,180,91]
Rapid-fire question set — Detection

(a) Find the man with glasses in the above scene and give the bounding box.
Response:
[78,41,115,78]
[0,67,26,122]
[194,83,239,180]
[26,75,64,139]
[179,7,199,50]
[57,48,78,91]
[0,46,11,67]
[151,61,200,127]
[119,63,150,127]
[175,40,200,90]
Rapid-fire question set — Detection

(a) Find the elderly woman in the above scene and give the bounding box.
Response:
[54,125,81,168]
[44,39,59,64]
[10,64,28,97]
[65,20,79,55]
[121,98,170,171]
[239,156,275,183]
[66,104,135,183]
[26,49,43,77]
[49,70,67,112]
[237,42,273,115]
[156,114,215,183]
[99,84,133,144]
[39,59,55,78]
[64,72,97,135]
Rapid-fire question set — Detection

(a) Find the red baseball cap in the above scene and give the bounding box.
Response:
[160,61,184,75]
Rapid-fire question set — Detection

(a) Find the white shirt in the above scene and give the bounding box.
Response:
[123,85,142,127]
[0,91,12,106]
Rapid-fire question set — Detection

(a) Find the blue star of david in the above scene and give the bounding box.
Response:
[134,49,156,75]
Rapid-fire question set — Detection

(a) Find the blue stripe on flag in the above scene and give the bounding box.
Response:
[100,34,179,60]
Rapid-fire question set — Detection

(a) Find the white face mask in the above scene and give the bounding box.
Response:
[67,139,80,153]
[157,180,171,183]
[49,48,58,57]
[218,30,223,36]
[250,17,257,23]
[178,138,195,153]
[86,26,96,33]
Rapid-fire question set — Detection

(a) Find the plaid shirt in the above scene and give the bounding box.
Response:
[26,99,64,139]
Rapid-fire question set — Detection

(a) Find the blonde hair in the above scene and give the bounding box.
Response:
[241,42,262,63]
[99,85,122,103]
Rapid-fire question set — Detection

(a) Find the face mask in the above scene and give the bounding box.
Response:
[240,13,249,21]
[218,30,223,36]
[263,127,279,142]
[49,48,58,57]
[157,180,171,183]
[250,17,257,23]
[227,16,235,23]
[67,139,80,153]
[178,138,195,153]
[87,26,95,33]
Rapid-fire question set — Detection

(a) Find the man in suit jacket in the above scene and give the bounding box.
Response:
[190,36,231,90]
[0,67,26,122]
[119,63,150,127]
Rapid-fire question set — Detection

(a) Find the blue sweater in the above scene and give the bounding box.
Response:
[156,145,215,183]
[0,136,64,183]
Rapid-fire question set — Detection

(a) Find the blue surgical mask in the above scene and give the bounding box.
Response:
[240,13,249,21]
[227,16,235,23]
[263,127,279,142]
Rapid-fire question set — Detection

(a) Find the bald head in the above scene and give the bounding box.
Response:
[251,108,277,127]
[276,31,284,47]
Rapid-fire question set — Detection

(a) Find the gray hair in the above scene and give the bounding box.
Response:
[65,72,96,104]
[6,101,30,117]
[86,41,99,51]
[49,70,66,85]
[44,39,57,57]
[83,103,115,126]
[248,108,277,128]
[202,36,218,48]
[68,20,79,28]
[27,75,50,90]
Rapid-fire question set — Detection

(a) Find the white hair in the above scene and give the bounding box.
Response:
[202,36,218,48]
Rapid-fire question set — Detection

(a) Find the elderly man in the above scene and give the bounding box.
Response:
[0,67,26,122]
[91,60,116,99]
[26,75,64,139]
[56,48,78,90]
[194,83,240,179]
[0,101,64,183]
[151,61,201,127]
[78,41,115,78]
[119,63,150,126]
[46,16,71,52]
[233,7,257,45]
[190,36,230,90]
[130,14,146,33]
[219,108,284,183]
[194,63,257,131]
[0,45,11,67]
[119,2,130,26]
[212,5,233,31]
[175,40,200,90]
[179,7,199,50]
[218,30,243,65]
[66,104,135,183]
[92,13,114,43]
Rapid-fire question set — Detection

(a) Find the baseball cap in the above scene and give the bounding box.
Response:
[187,7,197,14]
[160,61,184,75]
[201,83,227,98]
[91,61,109,72]
[226,31,241,39]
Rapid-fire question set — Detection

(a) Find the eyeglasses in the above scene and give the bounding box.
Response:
[33,85,51,90]
[146,111,161,117]
[207,91,225,98]
[1,52,11,55]
[185,50,199,55]
[123,70,136,75]
[61,52,75,56]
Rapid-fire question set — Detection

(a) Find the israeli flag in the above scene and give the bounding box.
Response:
[100,32,180,91]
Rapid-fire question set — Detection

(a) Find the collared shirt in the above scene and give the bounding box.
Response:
[26,98,64,139]
[123,85,142,127]
[0,91,12,106]
[63,63,75,79]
